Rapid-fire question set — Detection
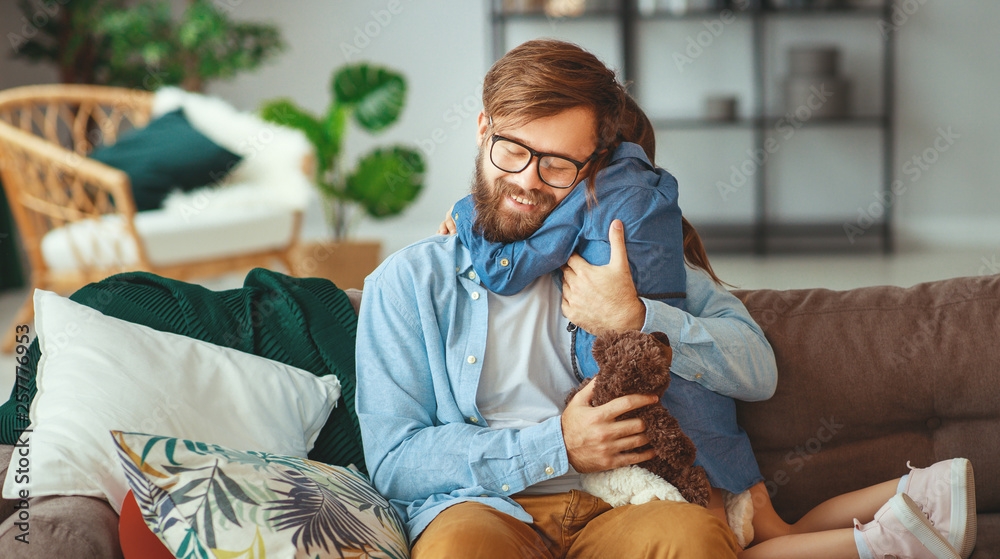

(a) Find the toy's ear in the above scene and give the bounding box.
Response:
[591,332,610,364]
[651,331,672,362]
[651,331,670,347]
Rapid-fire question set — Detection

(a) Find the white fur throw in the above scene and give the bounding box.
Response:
[152,87,314,214]
[582,467,755,548]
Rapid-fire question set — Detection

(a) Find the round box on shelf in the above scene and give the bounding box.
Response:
[704,95,739,120]
[788,46,841,77]
[783,76,851,119]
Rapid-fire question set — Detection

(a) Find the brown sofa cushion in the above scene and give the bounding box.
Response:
[0,444,122,558]
[734,274,1000,523]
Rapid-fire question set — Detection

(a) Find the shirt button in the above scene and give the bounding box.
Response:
[544,466,554,476]
[469,416,479,423]
[468,271,477,280]
[454,213,459,221]
[695,373,703,379]
[467,355,477,364]
[480,494,488,498]
[471,291,480,300]
[500,258,510,267]
[501,484,509,492]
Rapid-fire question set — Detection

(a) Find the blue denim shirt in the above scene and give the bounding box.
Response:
[356,235,777,539]
[452,142,686,380]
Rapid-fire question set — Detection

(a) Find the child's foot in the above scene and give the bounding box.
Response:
[901,458,977,558]
[854,493,960,559]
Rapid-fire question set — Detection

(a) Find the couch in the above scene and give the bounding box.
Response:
[1,273,998,557]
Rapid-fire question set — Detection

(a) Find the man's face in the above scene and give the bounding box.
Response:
[471,106,598,243]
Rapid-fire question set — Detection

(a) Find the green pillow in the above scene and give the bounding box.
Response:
[90,109,243,211]
[0,268,365,472]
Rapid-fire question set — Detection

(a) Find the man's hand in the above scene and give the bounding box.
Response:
[562,380,659,473]
[560,219,646,334]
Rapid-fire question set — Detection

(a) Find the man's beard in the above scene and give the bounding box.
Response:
[471,150,558,243]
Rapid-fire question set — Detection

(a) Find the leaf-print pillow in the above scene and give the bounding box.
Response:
[111,431,409,559]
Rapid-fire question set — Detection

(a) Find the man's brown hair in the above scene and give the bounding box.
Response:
[482,39,625,187]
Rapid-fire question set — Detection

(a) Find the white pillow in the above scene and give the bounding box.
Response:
[1,289,341,513]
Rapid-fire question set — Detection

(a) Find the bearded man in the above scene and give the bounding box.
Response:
[356,39,776,558]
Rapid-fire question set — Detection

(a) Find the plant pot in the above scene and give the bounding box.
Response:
[290,240,381,290]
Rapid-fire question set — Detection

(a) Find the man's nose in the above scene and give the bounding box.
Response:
[509,157,546,191]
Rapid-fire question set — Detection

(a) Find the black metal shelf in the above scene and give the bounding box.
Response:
[490,0,895,254]
[652,116,887,130]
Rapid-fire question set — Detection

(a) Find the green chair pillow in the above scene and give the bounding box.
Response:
[90,109,243,211]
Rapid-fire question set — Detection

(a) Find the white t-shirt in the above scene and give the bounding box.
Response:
[476,274,583,495]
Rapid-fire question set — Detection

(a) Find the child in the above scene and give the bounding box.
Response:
[442,96,976,558]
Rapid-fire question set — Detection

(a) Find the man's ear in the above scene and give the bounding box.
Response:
[476,111,489,148]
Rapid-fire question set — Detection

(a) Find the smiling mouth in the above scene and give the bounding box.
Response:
[508,193,537,207]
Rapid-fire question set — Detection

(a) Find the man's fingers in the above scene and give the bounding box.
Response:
[607,219,628,270]
[568,379,596,407]
[600,393,659,421]
[563,253,587,272]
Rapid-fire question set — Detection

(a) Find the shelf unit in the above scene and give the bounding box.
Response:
[490,0,895,254]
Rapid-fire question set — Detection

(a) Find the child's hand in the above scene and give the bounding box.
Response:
[437,205,457,235]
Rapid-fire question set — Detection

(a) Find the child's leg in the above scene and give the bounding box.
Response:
[789,479,898,534]
[739,529,858,559]
[707,487,729,526]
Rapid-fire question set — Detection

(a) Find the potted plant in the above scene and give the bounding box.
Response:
[259,63,425,287]
[11,0,284,91]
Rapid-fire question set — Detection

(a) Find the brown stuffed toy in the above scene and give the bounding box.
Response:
[567,330,712,507]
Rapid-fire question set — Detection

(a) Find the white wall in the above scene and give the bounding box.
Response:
[3,0,998,255]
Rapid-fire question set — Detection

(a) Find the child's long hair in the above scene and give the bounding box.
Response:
[619,94,727,286]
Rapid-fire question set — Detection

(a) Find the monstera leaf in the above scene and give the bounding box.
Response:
[332,64,406,132]
[345,147,424,218]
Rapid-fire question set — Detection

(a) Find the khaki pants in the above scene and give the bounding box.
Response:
[411,490,740,559]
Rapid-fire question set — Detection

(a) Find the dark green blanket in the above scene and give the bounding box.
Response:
[0,268,365,472]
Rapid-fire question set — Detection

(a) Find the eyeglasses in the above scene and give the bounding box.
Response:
[488,134,597,189]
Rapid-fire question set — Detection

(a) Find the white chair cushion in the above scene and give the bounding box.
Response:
[41,203,296,272]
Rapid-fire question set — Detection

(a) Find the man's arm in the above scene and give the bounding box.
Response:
[561,220,777,401]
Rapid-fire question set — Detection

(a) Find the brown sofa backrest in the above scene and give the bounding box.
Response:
[733,274,1000,522]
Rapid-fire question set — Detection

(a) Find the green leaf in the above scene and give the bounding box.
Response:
[332,64,406,132]
[344,147,425,218]
[217,468,258,506]
[211,479,241,527]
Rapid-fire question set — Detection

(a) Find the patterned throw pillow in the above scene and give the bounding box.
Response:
[111,431,409,559]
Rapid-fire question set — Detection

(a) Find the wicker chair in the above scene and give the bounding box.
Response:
[0,84,305,353]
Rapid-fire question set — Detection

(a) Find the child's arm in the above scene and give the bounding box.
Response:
[452,190,587,296]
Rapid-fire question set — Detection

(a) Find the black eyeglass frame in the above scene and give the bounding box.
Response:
[488,133,599,189]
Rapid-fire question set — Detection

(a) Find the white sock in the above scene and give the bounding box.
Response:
[897,473,910,494]
[854,525,875,559]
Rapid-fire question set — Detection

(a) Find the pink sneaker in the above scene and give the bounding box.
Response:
[855,493,960,559]
[902,458,977,559]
